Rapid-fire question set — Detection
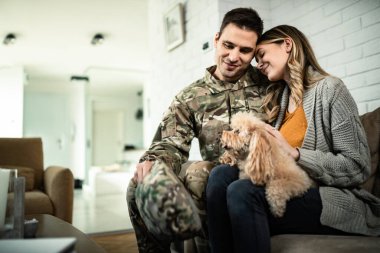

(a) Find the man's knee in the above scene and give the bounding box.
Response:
[127,178,137,203]
[135,160,202,240]
[183,161,214,204]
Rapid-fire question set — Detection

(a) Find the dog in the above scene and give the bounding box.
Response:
[219,112,313,217]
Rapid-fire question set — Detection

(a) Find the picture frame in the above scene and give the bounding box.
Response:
[164,3,185,51]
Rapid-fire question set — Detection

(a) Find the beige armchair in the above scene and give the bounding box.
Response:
[0,137,74,223]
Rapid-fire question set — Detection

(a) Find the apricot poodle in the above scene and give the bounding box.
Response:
[220,112,313,217]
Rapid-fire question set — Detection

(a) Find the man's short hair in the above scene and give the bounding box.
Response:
[219,7,264,37]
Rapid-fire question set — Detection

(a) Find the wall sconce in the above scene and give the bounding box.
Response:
[3,33,16,45]
[91,33,104,45]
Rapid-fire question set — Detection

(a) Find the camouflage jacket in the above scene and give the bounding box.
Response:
[140,65,268,174]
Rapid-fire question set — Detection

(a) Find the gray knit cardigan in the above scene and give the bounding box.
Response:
[274,73,380,236]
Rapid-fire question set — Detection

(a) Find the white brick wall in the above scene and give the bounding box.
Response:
[145,0,380,149]
[271,0,380,114]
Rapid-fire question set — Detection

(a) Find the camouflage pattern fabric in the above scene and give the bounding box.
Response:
[183,161,215,253]
[141,65,268,170]
[183,161,215,230]
[135,159,202,240]
[127,65,268,252]
[127,161,214,253]
[127,179,172,253]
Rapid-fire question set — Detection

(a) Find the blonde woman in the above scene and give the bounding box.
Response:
[206,25,379,253]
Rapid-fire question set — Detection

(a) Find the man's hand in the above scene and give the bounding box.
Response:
[133,160,154,183]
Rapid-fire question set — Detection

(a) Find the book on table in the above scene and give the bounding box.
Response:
[0,237,76,253]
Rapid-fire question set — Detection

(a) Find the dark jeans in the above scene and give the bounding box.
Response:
[206,165,347,253]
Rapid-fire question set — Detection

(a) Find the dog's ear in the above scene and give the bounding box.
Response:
[245,129,274,185]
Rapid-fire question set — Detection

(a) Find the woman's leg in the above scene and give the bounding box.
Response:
[227,179,270,253]
[206,165,239,253]
[227,182,348,253]
[268,187,348,236]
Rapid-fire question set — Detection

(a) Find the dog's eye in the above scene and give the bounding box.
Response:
[234,129,240,134]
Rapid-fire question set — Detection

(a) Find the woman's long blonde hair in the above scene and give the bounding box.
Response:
[257,25,329,123]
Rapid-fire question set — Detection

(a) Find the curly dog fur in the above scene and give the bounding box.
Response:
[219,112,313,217]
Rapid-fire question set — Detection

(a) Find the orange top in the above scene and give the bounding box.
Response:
[279,106,307,148]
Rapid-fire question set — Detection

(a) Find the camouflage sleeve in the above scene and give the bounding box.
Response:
[140,95,194,175]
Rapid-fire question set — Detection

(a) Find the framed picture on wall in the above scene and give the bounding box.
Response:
[164,3,185,51]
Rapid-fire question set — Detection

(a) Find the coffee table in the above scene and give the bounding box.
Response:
[27,214,106,253]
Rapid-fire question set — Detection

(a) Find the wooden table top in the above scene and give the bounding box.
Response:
[27,214,106,253]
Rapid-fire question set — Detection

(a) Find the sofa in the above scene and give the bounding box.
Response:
[0,138,74,223]
[182,107,380,253]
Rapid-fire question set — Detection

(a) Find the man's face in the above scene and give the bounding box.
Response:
[213,23,258,82]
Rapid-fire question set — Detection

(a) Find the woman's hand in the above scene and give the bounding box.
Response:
[133,160,154,183]
[265,125,300,161]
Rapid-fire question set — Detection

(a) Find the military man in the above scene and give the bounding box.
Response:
[127,7,268,253]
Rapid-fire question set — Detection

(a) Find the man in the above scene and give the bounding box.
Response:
[127,7,267,253]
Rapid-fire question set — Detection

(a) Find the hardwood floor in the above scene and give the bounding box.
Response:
[91,231,138,253]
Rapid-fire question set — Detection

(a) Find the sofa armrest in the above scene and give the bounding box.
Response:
[44,166,74,223]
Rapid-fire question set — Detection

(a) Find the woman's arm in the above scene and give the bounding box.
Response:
[299,79,371,187]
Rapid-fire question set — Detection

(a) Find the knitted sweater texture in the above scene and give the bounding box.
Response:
[274,73,380,236]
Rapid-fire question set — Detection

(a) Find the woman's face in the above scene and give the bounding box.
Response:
[255,40,291,82]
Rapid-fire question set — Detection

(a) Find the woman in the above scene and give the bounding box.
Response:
[206,25,380,253]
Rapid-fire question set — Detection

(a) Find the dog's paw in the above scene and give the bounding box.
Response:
[219,152,236,166]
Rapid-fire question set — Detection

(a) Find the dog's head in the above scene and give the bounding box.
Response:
[221,112,275,184]
[220,113,254,156]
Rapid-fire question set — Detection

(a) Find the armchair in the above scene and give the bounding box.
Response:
[0,138,74,223]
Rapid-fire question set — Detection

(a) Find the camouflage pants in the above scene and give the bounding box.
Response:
[127,160,214,253]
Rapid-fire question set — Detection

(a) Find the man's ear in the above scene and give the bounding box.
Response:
[284,38,293,53]
[214,32,220,47]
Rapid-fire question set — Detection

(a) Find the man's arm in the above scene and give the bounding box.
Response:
[134,95,195,181]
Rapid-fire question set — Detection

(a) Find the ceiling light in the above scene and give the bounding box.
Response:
[91,33,104,45]
[3,33,16,45]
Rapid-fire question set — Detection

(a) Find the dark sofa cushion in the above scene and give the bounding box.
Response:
[359,107,380,196]
[271,234,380,253]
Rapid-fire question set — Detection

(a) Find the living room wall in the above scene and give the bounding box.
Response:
[145,0,380,155]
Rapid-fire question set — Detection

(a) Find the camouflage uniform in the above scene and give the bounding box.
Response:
[127,65,267,252]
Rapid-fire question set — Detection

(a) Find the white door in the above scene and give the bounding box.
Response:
[92,110,124,166]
